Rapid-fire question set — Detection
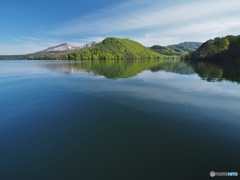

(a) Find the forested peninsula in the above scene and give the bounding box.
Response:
[186,35,240,63]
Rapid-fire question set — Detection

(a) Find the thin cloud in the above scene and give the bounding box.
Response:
[0,36,104,55]
[69,36,105,46]
[52,0,240,38]
[134,17,240,46]
[1,37,71,55]
[2,0,240,54]
[0,42,49,55]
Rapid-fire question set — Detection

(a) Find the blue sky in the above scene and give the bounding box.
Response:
[1,0,240,55]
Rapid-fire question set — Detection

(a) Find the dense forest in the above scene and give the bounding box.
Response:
[64,38,169,60]
[0,53,65,60]
[188,35,240,62]
[150,42,202,56]
[0,55,29,60]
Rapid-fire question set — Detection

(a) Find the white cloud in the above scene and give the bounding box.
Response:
[0,42,47,55]
[2,0,240,54]
[0,36,66,55]
[51,0,240,46]
[0,36,104,55]
[69,36,105,46]
[133,17,240,46]
[133,36,181,47]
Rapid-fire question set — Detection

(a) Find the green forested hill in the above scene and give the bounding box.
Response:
[150,42,202,56]
[64,37,168,60]
[190,35,240,62]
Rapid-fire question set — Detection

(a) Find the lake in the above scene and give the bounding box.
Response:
[0,59,239,179]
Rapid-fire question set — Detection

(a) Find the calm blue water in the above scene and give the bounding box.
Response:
[0,60,240,180]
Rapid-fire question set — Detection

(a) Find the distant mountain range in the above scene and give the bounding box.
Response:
[1,35,238,63]
[150,42,202,56]
[37,41,201,56]
[0,38,202,60]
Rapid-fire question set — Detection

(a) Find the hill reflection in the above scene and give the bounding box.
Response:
[44,59,240,83]
[44,59,194,78]
[189,60,240,83]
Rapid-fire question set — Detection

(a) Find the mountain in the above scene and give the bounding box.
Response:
[172,42,202,50]
[83,41,97,48]
[150,42,202,56]
[190,35,240,62]
[64,37,168,60]
[40,43,79,52]
[1,41,98,59]
[36,42,97,54]
[45,59,194,78]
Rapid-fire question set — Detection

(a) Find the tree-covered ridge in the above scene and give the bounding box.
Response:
[150,42,202,56]
[64,37,169,60]
[0,52,65,60]
[190,35,240,62]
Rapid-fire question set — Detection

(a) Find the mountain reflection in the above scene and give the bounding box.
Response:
[45,62,75,74]
[45,59,194,78]
[44,59,240,83]
[189,60,240,83]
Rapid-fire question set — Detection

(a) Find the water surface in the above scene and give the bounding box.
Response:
[0,60,239,180]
